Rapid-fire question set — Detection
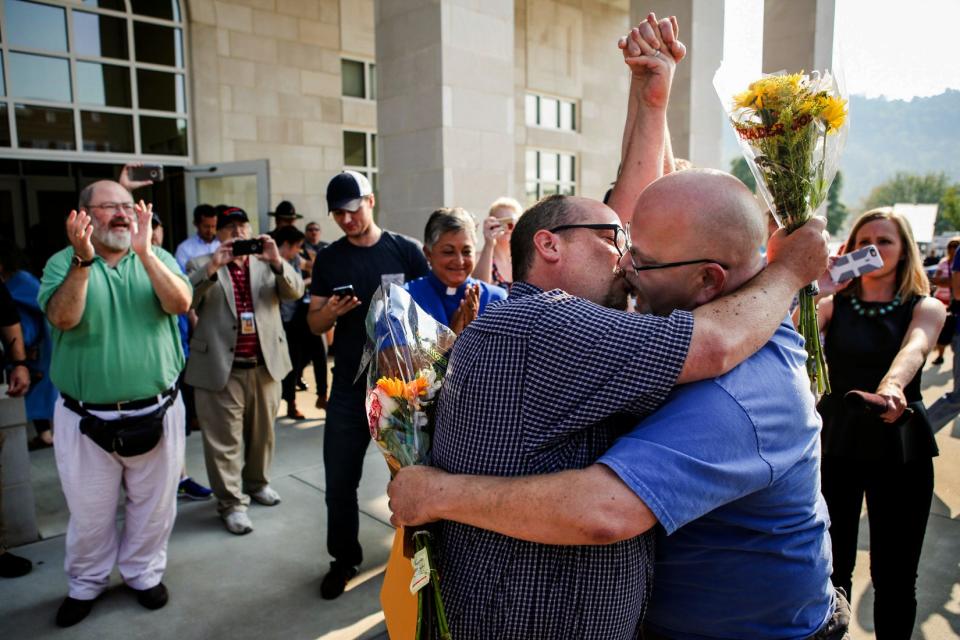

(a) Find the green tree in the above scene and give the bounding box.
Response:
[730,156,756,193]
[826,171,849,236]
[861,172,960,233]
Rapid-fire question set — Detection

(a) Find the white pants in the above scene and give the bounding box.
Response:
[53,395,185,600]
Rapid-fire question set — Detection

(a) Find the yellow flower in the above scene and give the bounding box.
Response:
[376,376,406,399]
[733,88,757,109]
[819,96,847,131]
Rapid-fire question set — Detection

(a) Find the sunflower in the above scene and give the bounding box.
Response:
[376,376,406,399]
[819,96,847,131]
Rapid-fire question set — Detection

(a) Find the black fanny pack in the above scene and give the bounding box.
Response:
[66,390,178,457]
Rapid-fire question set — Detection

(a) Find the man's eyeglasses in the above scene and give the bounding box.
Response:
[622,222,728,273]
[90,202,135,213]
[549,223,628,259]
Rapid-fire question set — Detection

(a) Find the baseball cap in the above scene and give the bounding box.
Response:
[326,171,373,213]
[217,206,249,230]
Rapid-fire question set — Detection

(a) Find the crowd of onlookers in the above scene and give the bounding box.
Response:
[0,11,953,640]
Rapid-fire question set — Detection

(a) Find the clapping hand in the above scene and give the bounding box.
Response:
[450,284,480,335]
[65,209,95,261]
[131,200,154,257]
[618,12,686,108]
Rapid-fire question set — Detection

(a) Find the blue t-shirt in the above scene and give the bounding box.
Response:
[404,272,507,328]
[599,320,834,640]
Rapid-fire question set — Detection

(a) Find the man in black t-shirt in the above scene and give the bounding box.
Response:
[308,171,429,599]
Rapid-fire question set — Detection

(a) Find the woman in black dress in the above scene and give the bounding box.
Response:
[815,208,945,639]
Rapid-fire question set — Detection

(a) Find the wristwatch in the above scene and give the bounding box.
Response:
[71,255,95,268]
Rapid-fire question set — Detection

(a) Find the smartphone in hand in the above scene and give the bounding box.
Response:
[332,284,356,299]
[232,239,264,256]
[829,245,884,284]
[129,164,164,182]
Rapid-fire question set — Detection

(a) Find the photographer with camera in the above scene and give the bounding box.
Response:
[185,207,304,536]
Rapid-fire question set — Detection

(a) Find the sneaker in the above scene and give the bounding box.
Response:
[0,551,32,578]
[296,379,309,391]
[320,563,358,600]
[131,582,168,610]
[933,355,945,365]
[250,486,282,506]
[55,596,96,628]
[178,477,213,501]
[223,511,254,535]
[315,396,328,411]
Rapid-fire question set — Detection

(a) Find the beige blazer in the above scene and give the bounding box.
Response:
[184,255,304,391]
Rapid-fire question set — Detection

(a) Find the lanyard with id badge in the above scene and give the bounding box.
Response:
[240,311,256,335]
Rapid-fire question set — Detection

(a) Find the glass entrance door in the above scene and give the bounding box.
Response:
[184,160,270,234]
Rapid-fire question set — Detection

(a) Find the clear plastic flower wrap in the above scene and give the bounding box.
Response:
[358,282,456,640]
[715,64,850,395]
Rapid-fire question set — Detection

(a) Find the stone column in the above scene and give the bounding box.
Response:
[762,0,836,74]
[631,0,726,171]
[0,395,38,548]
[375,0,515,239]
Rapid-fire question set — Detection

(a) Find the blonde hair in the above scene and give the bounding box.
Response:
[842,208,929,300]
[488,197,523,218]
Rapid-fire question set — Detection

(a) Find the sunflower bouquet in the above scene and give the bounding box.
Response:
[717,69,849,395]
[360,283,456,640]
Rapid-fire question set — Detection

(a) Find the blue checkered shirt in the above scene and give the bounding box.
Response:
[432,282,695,640]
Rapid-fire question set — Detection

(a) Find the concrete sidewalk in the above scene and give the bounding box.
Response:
[1,363,958,639]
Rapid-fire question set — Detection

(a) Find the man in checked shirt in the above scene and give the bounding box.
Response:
[385,15,834,640]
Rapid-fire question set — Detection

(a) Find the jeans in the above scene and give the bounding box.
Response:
[323,395,370,568]
[822,456,934,640]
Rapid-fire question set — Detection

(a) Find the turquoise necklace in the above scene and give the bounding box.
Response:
[849,294,901,318]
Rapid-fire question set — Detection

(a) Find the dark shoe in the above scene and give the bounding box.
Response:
[933,355,945,365]
[132,582,168,610]
[28,435,53,451]
[296,379,309,391]
[0,551,32,578]
[315,396,328,411]
[320,563,358,600]
[178,477,213,501]
[55,596,96,627]
[287,408,306,420]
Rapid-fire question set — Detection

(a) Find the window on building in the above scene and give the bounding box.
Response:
[343,130,378,193]
[341,58,376,101]
[0,0,189,157]
[525,149,576,203]
[525,93,577,131]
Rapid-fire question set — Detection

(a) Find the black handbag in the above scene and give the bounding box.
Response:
[74,391,177,457]
[893,401,940,464]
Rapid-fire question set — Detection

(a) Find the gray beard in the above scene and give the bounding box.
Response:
[94,226,131,251]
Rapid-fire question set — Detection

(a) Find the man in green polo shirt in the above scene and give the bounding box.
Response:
[38,179,192,628]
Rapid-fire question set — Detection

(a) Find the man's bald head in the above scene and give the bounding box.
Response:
[79,180,132,212]
[625,169,766,315]
[633,169,766,284]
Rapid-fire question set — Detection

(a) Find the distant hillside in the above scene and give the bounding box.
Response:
[722,89,960,210]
